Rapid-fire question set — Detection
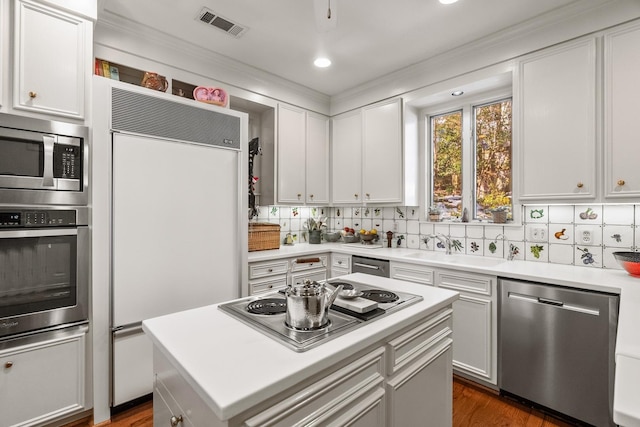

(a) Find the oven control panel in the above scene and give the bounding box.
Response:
[0,209,76,227]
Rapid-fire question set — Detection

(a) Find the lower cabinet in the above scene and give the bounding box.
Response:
[390,261,435,286]
[151,307,453,426]
[0,324,88,427]
[330,253,351,277]
[435,269,497,386]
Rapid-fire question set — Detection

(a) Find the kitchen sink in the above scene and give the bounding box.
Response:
[404,251,507,268]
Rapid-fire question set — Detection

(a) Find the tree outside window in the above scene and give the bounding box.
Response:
[431,110,462,219]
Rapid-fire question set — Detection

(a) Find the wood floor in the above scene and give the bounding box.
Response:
[65,378,576,426]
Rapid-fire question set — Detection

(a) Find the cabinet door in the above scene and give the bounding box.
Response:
[14,0,87,119]
[363,98,403,203]
[277,104,306,203]
[0,326,87,426]
[604,23,640,198]
[332,110,363,204]
[306,112,330,204]
[517,38,596,200]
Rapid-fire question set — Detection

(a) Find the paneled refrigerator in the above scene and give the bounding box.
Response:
[94,81,248,409]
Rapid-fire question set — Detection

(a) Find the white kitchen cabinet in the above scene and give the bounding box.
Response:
[390,261,434,286]
[331,109,363,204]
[289,254,328,285]
[516,37,597,201]
[12,0,90,120]
[0,325,88,427]
[435,269,497,386]
[248,259,289,296]
[603,22,640,199]
[276,104,329,204]
[331,253,351,277]
[331,98,404,205]
[362,98,403,203]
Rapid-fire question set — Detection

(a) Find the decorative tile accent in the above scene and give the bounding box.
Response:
[466,240,484,256]
[406,234,420,249]
[406,207,420,220]
[420,235,434,250]
[575,245,601,267]
[526,206,548,223]
[485,238,504,259]
[549,224,573,245]
[575,206,602,224]
[526,243,548,262]
[602,225,634,248]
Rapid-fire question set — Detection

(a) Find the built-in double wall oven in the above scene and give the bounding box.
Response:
[0,113,89,340]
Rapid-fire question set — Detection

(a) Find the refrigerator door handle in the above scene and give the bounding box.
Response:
[508,292,600,316]
[112,323,143,336]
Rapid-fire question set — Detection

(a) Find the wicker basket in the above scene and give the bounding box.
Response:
[248,222,281,252]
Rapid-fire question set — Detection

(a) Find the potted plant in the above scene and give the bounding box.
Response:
[428,205,441,222]
[491,206,509,224]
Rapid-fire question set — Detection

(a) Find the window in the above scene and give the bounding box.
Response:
[428,96,512,222]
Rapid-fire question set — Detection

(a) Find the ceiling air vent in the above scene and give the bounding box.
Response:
[197,7,248,38]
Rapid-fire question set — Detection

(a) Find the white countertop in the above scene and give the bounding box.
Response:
[249,243,640,426]
[142,273,458,421]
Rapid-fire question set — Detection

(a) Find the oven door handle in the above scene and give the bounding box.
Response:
[42,135,56,187]
[0,228,78,238]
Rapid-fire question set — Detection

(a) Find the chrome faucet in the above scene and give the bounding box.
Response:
[495,234,517,261]
[430,233,452,255]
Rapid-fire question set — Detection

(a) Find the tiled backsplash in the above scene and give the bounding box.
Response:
[252,204,640,270]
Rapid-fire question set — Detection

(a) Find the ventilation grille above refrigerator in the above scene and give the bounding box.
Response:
[197,7,248,38]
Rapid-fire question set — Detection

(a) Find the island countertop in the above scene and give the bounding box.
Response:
[142,273,459,421]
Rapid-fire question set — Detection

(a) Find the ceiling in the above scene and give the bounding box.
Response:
[98,0,606,97]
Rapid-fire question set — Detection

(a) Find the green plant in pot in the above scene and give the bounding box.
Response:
[491,206,509,224]
[304,215,327,244]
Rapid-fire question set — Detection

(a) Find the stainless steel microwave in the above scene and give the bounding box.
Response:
[0,113,88,206]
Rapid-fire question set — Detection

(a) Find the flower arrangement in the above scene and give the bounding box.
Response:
[428,205,441,222]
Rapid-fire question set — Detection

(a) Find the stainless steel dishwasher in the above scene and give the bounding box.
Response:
[499,279,619,427]
[351,255,390,277]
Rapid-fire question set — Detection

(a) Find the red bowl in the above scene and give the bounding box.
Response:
[613,252,640,277]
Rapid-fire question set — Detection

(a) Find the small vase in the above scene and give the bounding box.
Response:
[309,230,322,244]
[492,210,507,224]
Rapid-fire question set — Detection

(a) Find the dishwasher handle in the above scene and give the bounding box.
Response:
[353,262,381,271]
[537,297,564,307]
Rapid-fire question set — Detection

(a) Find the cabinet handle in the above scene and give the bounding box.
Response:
[309,194,314,199]
[576,182,584,188]
[267,268,273,273]
[338,261,342,265]
[4,361,13,368]
[617,179,625,186]
[297,193,301,199]
[366,193,370,199]
[170,415,183,426]
[354,193,359,199]
[28,91,37,99]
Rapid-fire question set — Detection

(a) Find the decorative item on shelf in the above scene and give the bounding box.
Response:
[323,231,341,242]
[386,231,394,248]
[491,206,509,224]
[193,86,228,107]
[248,222,281,252]
[141,72,168,92]
[428,205,441,222]
[613,251,640,276]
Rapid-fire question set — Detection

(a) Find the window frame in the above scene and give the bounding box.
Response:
[422,88,518,225]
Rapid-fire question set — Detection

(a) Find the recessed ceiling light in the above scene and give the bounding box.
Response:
[451,90,464,96]
[314,57,332,68]
[439,0,459,4]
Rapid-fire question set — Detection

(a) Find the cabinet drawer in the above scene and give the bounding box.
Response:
[154,376,195,427]
[249,260,289,280]
[290,269,327,286]
[332,254,351,269]
[436,269,495,296]
[386,308,452,376]
[290,255,328,272]
[244,348,385,427]
[390,262,434,285]
[250,276,287,295]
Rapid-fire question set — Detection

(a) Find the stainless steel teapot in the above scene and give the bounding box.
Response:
[285,280,343,330]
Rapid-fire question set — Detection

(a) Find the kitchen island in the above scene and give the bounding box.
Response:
[142,273,458,426]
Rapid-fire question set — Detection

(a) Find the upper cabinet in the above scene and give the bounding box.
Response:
[516,38,597,201]
[12,0,91,120]
[332,98,405,205]
[603,22,640,199]
[277,103,329,205]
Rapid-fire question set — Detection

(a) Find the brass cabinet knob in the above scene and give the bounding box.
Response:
[297,193,301,199]
[354,193,359,199]
[576,182,584,188]
[4,361,13,368]
[337,261,342,265]
[366,193,370,199]
[28,91,37,99]
[617,179,625,186]
[309,194,314,199]
[170,415,183,426]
